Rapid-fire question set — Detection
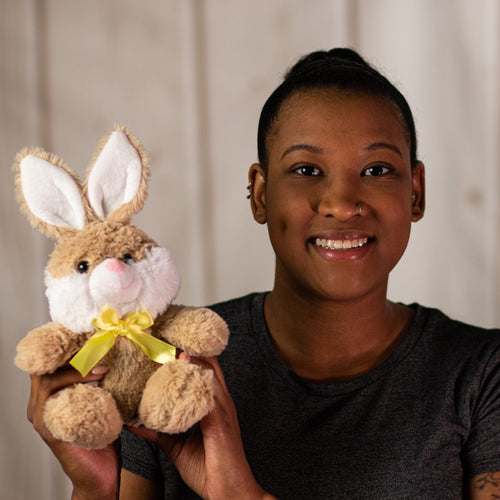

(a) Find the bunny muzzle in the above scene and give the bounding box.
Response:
[89,257,143,308]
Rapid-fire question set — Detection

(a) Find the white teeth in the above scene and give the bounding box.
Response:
[315,237,369,250]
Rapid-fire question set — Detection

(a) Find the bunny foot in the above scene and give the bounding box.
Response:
[139,359,215,434]
[43,383,123,449]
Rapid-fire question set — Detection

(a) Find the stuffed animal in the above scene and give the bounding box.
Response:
[14,125,229,449]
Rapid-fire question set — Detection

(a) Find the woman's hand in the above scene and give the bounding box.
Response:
[27,366,120,500]
[128,356,275,500]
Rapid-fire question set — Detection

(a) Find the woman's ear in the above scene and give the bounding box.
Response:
[411,161,425,222]
[248,163,267,224]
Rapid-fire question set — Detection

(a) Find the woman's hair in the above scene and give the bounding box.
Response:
[257,48,418,168]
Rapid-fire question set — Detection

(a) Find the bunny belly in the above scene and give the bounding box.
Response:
[99,336,161,422]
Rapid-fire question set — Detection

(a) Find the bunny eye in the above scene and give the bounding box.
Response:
[77,261,89,274]
[121,253,134,264]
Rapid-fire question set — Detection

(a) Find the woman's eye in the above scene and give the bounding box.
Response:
[293,165,322,176]
[363,165,391,177]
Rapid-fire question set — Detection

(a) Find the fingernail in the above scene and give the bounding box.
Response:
[85,381,100,387]
[91,365,109,375]
[179,352,191,362]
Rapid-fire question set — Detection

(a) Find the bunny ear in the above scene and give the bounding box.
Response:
[14,149,88,239]
[86,126,149,223]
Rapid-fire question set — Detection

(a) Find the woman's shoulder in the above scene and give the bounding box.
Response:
[411,302,500,335]
[408,302,500,362]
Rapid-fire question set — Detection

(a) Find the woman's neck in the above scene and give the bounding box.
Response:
[264,284,414,384]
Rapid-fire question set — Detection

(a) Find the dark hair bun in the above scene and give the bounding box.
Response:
[327,48,369,65]
[285,48,370,80]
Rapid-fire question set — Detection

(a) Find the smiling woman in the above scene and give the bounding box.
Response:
[24,48,500,500]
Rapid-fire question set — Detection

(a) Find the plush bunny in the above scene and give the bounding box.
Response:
[14,125,229,449]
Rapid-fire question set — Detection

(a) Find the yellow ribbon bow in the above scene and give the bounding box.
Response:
[70,305,176,377]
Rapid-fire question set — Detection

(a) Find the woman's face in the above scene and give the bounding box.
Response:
[250,89,425,302]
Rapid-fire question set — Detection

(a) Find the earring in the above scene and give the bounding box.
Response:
[411,193,416,201]
[246,183,251,200]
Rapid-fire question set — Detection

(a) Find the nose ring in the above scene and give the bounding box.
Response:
[357,202,362,216]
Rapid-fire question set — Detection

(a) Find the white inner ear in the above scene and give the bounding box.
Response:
[87,131,143,219]
[20,155,86,230]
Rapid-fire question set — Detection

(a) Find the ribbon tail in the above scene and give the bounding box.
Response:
[126,331,177,364]
[70,331,116,377]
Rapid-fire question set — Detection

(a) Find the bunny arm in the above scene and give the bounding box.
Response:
[155,305,229,357]
[15,322,89,375]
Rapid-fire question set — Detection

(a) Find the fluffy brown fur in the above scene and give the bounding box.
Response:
[47,221,156,278]
[15,323,87,375]
[139,360,215,434]
[44,383,123,449]
[160,305,232,357]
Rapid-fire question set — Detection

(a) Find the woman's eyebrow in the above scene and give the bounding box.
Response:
[281,143,324,159]
[280,142,402,160]
[365,141,403,157]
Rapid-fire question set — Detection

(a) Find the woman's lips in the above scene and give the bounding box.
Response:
[309,234,374,261]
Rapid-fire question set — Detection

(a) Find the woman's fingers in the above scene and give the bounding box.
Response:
[203,356,230,393]
[179,354,230,397]
[126,424,161,444]
[32,365,108,397]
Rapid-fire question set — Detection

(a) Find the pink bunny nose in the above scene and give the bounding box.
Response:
[105,258,126,272]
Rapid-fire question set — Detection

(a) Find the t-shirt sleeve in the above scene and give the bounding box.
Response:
[462,345,500,478]
[120,428,164,482]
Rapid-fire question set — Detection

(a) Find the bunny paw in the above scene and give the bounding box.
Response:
[15,323,82,375]
[139,359,215,434]
[44,384,123,449]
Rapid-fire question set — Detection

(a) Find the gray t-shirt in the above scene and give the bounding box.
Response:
[121,293,500,499]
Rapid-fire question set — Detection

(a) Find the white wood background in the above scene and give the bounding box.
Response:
[1,1,499,498]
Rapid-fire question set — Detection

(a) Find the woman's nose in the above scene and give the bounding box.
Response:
[316,182,361,221]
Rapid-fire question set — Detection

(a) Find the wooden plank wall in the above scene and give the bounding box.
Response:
[1,1,498,498]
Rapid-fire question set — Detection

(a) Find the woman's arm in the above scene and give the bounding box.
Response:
[119,470,163,500]
[466,472,500,499]
[128,355,276,500]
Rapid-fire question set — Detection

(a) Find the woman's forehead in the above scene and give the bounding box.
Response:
[268,89,410,156]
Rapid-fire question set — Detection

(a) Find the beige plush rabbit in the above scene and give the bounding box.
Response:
[14,125,229,449]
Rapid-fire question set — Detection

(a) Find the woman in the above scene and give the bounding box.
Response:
[28,49,500,499]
